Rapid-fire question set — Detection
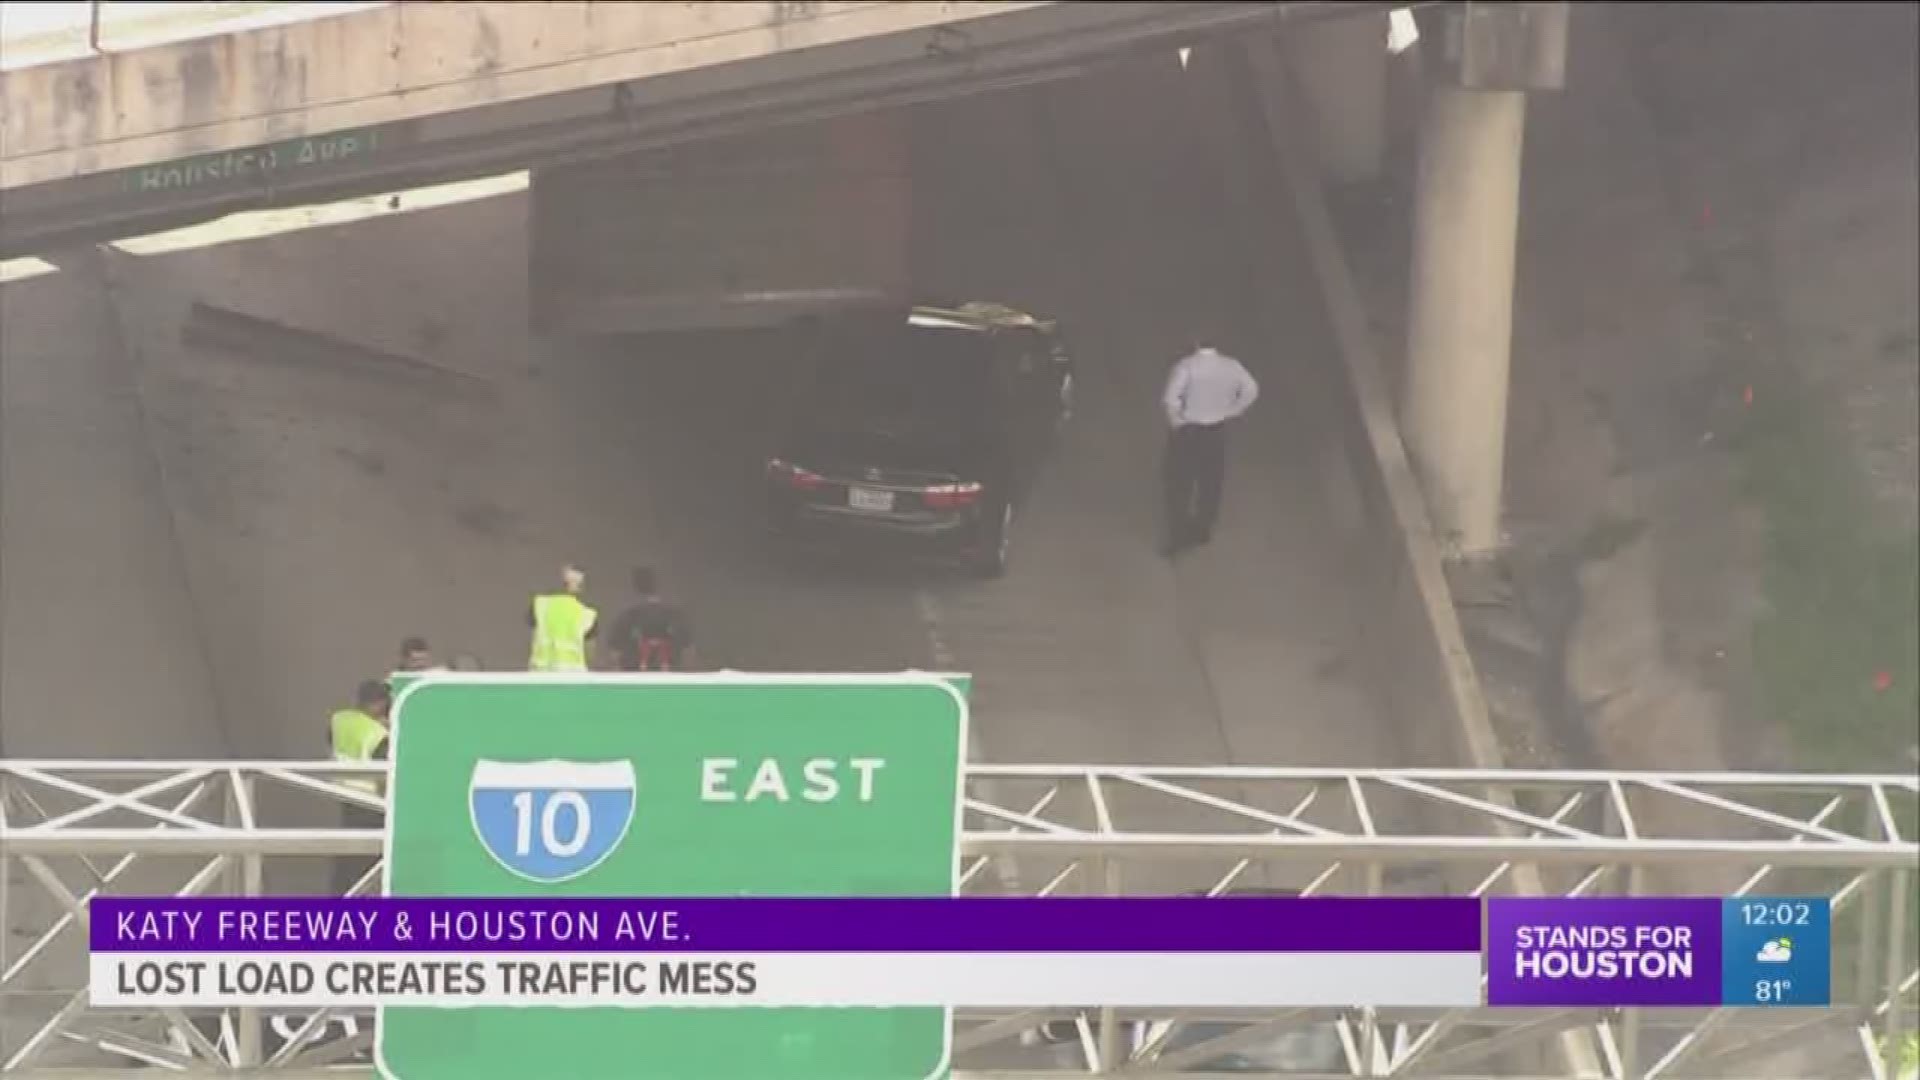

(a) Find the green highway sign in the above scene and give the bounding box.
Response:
[378,673,968,1080]
[387,670,966,698]
[124,128,388,195]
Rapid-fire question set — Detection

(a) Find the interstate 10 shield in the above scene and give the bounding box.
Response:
[468,760,636,884]
[379,673,968,1080]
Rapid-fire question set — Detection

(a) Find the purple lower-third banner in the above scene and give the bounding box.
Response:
[91,896,1481,953]
[88,896,1487,1009]
[1487,898,1724,1006]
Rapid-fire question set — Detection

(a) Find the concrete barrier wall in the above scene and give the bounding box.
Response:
[1232,36,1507,774]
[139,196,529,380]
[0,261,228,760]
[1167,36,1498,777]
[1319,324,1499,772]
[1243,41,1598,1003]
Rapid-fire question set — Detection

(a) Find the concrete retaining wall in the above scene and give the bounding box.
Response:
[1249,40,1505,775]
[1179,36,1500,777]
[1250,55,1610,1080]
[139,195,529,380]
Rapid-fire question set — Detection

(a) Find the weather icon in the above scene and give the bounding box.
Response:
[1756,938,1793,963]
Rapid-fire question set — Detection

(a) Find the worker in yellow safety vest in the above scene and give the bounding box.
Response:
[528,564,599,672]
[1891,1030,1918,1080]
[329,679,392,896]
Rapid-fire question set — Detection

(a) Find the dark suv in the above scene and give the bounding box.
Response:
[764,301,1073,577]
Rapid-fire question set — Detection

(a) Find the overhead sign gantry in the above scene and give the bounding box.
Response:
[1,758,1913,1078]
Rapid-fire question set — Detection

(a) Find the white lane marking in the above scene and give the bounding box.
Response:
[913,587,1022,894]
[914,589,958,670]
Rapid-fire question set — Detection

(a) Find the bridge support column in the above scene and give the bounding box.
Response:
[1400,84,1526,556]
[1399,2,1569,558]
[1282,12,1388,185]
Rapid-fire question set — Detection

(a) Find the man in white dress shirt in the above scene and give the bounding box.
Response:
[1160,334,1260,557]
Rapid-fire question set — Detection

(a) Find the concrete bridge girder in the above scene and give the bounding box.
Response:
[0,1,1396,257]
[0,0,1376,196]
[0,2,1068,191]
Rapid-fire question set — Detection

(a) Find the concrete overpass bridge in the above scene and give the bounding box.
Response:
[0,1,1391,255]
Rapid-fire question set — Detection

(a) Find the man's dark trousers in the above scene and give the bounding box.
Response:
[1164,420,1228,549]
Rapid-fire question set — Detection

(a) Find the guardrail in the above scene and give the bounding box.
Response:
[3,762,1914,1077]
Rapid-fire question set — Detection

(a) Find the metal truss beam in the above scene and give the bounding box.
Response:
[3,761,1914,1078]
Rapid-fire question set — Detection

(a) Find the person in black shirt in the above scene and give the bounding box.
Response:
[605,566,695,671]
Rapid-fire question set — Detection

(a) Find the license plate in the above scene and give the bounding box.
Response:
[848,486,895,512]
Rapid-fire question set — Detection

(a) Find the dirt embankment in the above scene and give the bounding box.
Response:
[1345,4,1917,781]
[1609,2,1919,776]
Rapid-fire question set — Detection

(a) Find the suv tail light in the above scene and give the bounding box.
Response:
[767,458,825,491]
[921,482,982,510]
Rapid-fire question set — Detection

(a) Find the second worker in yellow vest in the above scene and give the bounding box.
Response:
[528,564,599,672]
[329,681,392,795]
[329,679,392,896]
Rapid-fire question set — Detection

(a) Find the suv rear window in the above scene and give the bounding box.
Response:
[804,325,998,438]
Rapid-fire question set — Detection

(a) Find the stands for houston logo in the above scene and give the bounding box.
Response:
[1487,899,1724,1007]
[1511,923,1695,980]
